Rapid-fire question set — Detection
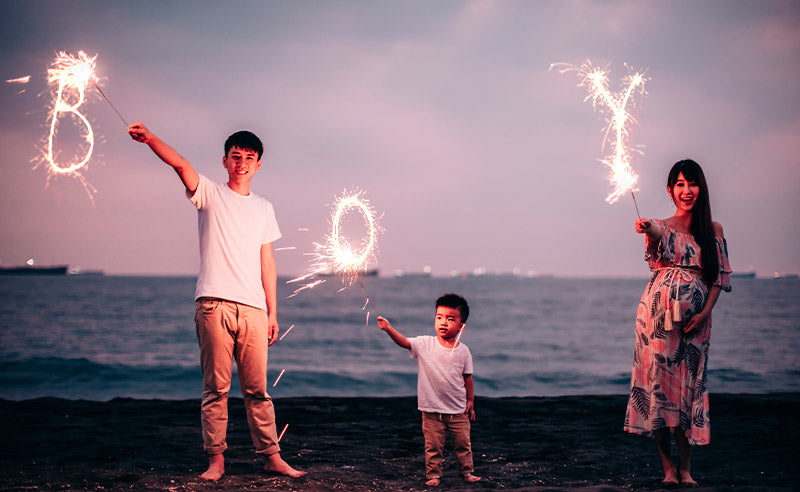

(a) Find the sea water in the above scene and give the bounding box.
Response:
[1,275,798,401]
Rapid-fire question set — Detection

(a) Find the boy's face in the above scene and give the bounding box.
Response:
[434,306,464,341]
[223,146,262,184]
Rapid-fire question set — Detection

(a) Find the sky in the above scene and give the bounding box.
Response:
[1,0,798,278]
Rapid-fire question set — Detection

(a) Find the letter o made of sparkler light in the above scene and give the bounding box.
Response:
[331,195,376,270]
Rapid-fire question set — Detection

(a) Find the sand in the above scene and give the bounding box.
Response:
[1,393,797,491]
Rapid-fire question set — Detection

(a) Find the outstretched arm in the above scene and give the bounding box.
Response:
[634,217,662,241]
[128,122,200,193]
[261,243,279,346]
[376,316,411,349]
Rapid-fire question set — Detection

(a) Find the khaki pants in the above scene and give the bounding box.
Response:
[195,298,280,456]
[421,411,474,479]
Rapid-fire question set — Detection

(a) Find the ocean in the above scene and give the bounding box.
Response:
[1,275,798,401]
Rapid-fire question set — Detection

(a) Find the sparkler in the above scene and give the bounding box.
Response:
[42,51,98,177]
[287,190,381,304]
[35,50,130,202]
[551,61,648,216]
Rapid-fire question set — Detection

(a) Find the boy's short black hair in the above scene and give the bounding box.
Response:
[224,130,264,159]
[436,293,469,322]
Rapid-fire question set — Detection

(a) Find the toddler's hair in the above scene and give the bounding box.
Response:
[436,293,469,322]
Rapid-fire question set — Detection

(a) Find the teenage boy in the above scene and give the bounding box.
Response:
[128,122,304,481]
[377,293,481,486]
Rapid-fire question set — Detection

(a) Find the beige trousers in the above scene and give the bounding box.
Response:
[195,298,280,456]
[421,411,474,479]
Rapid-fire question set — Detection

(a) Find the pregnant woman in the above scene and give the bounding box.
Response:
[624,159,732,486]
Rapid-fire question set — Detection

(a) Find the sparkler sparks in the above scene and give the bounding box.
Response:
[287,190,381,298]
[278,324,295,341]
[5,75,31,84]
[272,368,286,387]
[451,325,465,357]
[42,51,98,178]
[552,61,648,214]
[277,423,289,442]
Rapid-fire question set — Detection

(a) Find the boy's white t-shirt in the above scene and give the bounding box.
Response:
[188,174,281,311]
[408,335,473,414]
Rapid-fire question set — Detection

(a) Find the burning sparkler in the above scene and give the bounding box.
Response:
[551,60,648,215]
[287,190,381,300]
[42,51,98,178]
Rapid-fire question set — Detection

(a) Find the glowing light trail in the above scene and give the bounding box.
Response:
[5,75,31,84]
[277,424,289,442]
[287,190,381,299]
[451,325,465,358]
[272,368,286,387]
[552,61,648,215]
[44,51,98,177]
[278,324,295,341]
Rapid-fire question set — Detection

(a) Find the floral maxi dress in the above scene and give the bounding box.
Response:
[624,219,731,445]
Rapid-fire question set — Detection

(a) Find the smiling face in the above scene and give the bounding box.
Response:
[669,172,700,215]
[434,306,464,341]
[223,146,262,186]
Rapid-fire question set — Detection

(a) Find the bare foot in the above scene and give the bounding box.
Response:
[199,453,225,481]
[264,453,306,478]
[425,477,441,486]
[463,473,481,483]
[661,468,678,486]
[679,468,697,487]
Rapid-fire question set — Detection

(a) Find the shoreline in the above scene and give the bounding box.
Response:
[2,393,797,491]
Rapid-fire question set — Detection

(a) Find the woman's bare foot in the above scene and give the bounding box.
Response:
[661,468,678,486]
[199,453,225,481]
[425,477,441,486]
[679,468,697,487]
[463,473,481,483]
[264,453,306,478]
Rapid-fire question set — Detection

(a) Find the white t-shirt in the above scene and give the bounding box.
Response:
[188,174,281,311]
[408,335,473,414]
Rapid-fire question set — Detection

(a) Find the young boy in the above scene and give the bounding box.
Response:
[127,122,304,481]
[377,293,481,486]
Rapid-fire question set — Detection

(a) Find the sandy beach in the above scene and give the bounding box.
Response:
[1,393,797,491]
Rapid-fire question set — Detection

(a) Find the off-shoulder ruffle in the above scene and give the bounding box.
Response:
[715,237,732,292]
[644,219,672,267]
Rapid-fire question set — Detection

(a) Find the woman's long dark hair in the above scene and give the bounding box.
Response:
[668,159,719,285]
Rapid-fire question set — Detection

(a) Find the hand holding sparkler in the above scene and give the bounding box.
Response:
[634,217,662,240]
[127,121,200,192]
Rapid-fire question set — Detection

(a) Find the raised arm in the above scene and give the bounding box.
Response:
[128,122,200,193]
[376,316,411,349]
[261,242,279,346]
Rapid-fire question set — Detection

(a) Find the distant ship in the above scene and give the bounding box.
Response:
[318,268,379,277]
[0,264,69,276]
[730,271,756,278]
